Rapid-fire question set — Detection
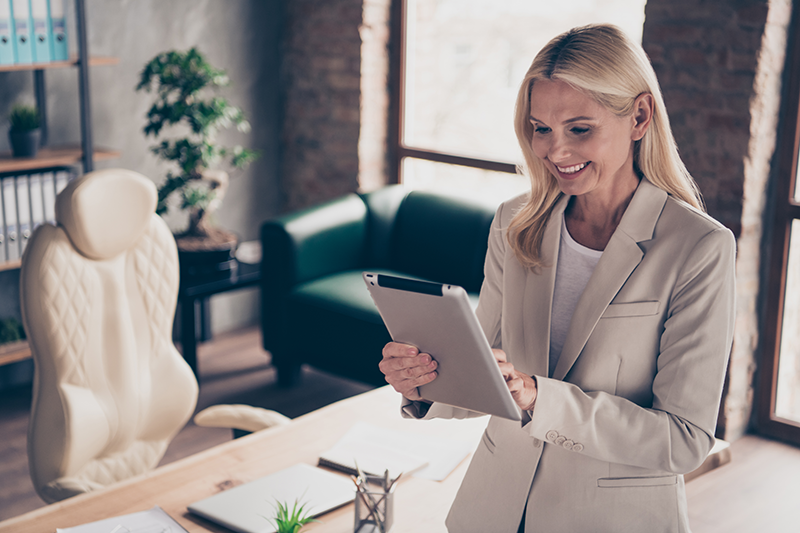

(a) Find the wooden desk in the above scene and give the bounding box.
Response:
[0,387,488,533]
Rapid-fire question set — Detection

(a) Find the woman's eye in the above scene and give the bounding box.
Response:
[570,127,590,135]
[534,126,551,134]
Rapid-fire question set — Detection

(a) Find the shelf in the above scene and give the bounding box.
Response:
[0,146,121,174]
[0,340,31,367]
[0,259,21,273]
[0,56,119,73]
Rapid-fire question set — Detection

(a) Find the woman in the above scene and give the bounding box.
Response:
[379,24,735,533]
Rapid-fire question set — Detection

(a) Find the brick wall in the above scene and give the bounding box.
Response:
[643,0,791,440]
[281,0,391,211]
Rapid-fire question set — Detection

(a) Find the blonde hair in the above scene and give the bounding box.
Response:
[509,24,704,269]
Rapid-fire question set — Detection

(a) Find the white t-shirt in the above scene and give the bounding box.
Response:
[548,217,603,377]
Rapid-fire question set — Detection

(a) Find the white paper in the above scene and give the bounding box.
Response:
[56,506,186,533]
[325,422,474,482]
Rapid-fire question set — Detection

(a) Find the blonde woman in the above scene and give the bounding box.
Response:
[379,24,735,533]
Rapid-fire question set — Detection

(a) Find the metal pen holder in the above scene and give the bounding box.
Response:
[353,479,395,533]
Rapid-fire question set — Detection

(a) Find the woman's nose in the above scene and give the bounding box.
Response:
[547,134,571,161]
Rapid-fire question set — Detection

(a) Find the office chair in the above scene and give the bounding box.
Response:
[20,169,289,504]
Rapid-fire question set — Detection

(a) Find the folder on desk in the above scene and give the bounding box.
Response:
[48,0,65,60]
[11,0,31,64]
[30,0,49,62]
[0,0,16,65]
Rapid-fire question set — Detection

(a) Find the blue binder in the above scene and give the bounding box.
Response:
[48,0,64,60]
[11,0,31,64]
[0,0,15,65]
[30,0,49,62]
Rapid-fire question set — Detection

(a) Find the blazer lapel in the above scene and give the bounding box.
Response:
[551,179,668,381]
[519,195,569,377]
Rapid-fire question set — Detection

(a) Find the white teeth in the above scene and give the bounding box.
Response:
[556,162,588,174]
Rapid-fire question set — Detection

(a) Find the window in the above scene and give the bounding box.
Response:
[393,0,647,203]
[758,5,800,444]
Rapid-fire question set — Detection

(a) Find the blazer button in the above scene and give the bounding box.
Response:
[546,430,559,441]
[572,443,584,452]
[555,436,566,446]
[562,439,574,450]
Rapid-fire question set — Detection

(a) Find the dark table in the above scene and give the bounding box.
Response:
[178,259,260,376]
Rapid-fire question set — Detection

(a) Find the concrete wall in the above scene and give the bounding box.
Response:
[0,0,284,344]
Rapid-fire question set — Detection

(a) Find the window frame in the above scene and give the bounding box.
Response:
[757,3,800,444]
[388,0,519,186]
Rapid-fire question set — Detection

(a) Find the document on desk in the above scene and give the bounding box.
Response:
[319,422,474,482]
[56,506,186,533]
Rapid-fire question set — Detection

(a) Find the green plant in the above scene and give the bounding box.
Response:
[272,499,319,533]
[135,47,258,236]
[8,105,40,132]
[0,317,26,345]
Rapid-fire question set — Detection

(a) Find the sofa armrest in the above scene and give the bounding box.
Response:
[261,194,368,353]
[261,193,369,287]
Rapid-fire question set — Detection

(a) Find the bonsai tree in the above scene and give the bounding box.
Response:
[136,48,258,246]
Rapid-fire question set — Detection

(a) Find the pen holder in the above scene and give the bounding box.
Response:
[354,483,395,533]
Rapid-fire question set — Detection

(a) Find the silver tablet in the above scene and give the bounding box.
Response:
[364,272,520,421]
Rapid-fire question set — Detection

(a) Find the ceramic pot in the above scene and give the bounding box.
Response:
[9,128,41,158]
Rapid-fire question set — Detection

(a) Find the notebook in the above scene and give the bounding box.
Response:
[318,422,429,479]
[188,463,354,533]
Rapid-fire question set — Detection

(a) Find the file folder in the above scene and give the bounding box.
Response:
[11,0,31,64]
[30,0,49,62]
[48,0,65,60]
[0,0,15,65]
[1,177,20,261]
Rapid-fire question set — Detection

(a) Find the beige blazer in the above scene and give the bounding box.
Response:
[403,179,736,533]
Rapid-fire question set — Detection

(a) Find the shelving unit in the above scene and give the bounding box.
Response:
[0,0,119,367]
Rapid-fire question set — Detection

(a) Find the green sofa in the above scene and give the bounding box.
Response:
[260,185,497,386]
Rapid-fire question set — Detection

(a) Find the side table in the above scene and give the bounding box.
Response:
[177,258,260,376]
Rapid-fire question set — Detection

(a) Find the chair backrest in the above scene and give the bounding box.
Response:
[20,169,198,503]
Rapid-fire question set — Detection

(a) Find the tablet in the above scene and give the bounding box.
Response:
[364,272,520,421]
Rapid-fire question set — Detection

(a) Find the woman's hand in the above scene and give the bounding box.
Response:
[379,342,438,402]
[494,349,538,411]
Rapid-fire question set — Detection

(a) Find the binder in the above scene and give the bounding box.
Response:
[30,0,49,62]
[0,0,15,65]
[0,179,7,263]
[48,0,65,60]
[2,177,19,261]
[11,0,31,64]
[15,175,32,255]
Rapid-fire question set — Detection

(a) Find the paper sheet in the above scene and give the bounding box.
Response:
[56,506,186,533]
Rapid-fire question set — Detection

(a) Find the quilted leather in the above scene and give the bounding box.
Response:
[21,169,198,504]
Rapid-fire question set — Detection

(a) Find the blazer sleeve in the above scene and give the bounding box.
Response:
[526,226,736,474]
[401,202,508,421]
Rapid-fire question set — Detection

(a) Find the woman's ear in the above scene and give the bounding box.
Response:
[631,93,654,141]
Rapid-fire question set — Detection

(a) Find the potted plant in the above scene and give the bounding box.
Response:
[136,48,258,274]
[272,499,318,533]
[8,104,41,158]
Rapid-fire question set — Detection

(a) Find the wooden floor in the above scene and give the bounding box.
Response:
[1,326,799,531]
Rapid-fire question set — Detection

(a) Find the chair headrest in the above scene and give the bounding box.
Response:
[55,169,158,260]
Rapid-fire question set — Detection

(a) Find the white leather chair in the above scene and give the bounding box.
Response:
[20,169,289,504]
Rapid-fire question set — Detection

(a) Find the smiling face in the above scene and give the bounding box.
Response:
[528,79,643,203]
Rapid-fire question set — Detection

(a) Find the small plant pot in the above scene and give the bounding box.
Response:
[8,128,41,158]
